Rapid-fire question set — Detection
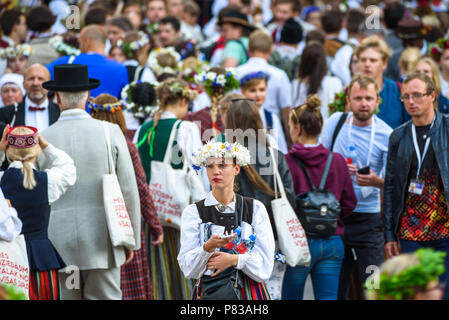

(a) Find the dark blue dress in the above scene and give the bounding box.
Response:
[0,168,66,272]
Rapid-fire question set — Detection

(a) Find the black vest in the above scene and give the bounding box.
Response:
[195,194,253,233]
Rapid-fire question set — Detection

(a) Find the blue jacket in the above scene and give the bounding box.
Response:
[378,78,410,129]
[46,53,128,99]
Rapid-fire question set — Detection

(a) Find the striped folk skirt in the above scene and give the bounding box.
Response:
[29,269,60,300]
[148,226,193,300]
[192,272,271,300]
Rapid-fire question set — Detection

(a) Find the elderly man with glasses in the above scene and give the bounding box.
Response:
[384,72,449,300]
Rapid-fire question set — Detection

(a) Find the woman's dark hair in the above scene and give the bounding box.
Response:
[290,94,323,137]
[297,43,327,95]
[225,99,277,197]
[26,6,56,32]
[130,82,157,108]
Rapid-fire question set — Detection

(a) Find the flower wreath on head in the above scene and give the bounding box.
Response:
[0,44,33,59]
[194,68,240,97]
[147,47,181,76]
[166,80,198,101]
[87,97,126,113]
[365,248,446,300]
[239,71,270,87]
[146,22,159,35]
[191,141,251,171]
[429,37,449,62]
[49,35,80,56]
[117,31,150,59]
[120,80,160,119]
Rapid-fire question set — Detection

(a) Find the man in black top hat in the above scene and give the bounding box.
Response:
[39,64,140,300]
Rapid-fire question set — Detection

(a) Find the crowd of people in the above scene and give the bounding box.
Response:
[1,0,449,301]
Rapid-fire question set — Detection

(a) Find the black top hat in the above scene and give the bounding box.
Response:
[42,64,101,92]
[395,18,426,40]
[218,10,256,32]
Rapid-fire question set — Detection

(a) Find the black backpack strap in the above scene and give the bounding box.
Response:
[319,152,333,190]
[293,157,317,191]
[330,112,348,151]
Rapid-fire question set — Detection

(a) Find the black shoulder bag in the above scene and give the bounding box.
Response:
[199,195,245,300]
[294,152,341,238]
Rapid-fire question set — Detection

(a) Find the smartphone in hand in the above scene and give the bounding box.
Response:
[357,166,370,175]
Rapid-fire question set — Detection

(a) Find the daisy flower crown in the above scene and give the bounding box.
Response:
[49,35,80,56]
[120,80,159,119]
[191,141,251,171]
[147,47,181,76]
[117,32,150,59]
[194,68,240,96]
[0,44,33,59]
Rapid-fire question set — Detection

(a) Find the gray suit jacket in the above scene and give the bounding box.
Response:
[39,108,141,270]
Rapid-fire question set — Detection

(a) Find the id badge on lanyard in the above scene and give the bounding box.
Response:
[408,119,434,195]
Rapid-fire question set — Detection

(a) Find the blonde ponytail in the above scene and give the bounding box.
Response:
[21,161,37,190]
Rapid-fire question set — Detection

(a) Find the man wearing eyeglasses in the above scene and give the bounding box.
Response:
[384,72,449,300]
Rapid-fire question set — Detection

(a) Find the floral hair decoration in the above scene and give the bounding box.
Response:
[365,248,446,300]
[147,47,181,76]
[167,81,198,101]
[0,44,33,59]
[7,126,39,149]
[87,98,125,113]
[194,68,240,97]
[120,80,159,119]
[49,35,80,56]
[239,71,269,87]
[191,141,251,171]
[429,37,449,62]
[117,32,150,59]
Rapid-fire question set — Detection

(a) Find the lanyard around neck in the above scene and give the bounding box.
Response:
[411,117,435,178]
[347,113,376,167]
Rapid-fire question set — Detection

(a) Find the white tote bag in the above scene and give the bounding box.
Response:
[102,121,136,248]
[149,120,203,229]
[270,148,311,267]
[0,235,30,299]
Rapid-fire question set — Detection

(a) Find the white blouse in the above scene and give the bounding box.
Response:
[0,188,22,241]
[177,191,275,283]
[0,144,77,205]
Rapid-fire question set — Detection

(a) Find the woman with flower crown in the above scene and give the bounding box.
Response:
[0,44,33,75]
[147,46,181,81]
[89,93,164,300]
[177,141,275,300]
[118,31,157,84]
[183,66,240,144]
[136,78,206,300]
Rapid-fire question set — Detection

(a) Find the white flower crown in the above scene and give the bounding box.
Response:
[49,35,80,56]
[147,47,181,76]
[0,44,33,59]
[120,80,160,119]
[191,141,251,170]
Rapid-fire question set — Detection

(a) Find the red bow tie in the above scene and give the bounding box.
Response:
[29,106,45,111]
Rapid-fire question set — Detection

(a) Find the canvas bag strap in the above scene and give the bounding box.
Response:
[269,147,286,199]
[102,121,115,175]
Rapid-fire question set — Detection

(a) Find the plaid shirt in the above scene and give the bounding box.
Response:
[120,138,164,300]
[183,107,224,144]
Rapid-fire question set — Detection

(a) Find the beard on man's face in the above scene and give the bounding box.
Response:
[353,109,374,122]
